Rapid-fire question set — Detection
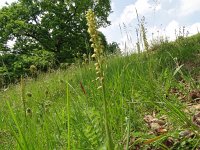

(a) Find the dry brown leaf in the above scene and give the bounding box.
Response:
[144,115,154,123]
[150,122,161,130]
[193,112,200,127]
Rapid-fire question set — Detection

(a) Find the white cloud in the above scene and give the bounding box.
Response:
[7,39,16,49]
[119,4,136,25]
[0,0,17,7]
[185,23,200,36]
[165,20,179,40]
[99,0,200,52]
[180,0,200,16]
[111,2,115,11]
[148,20,180,41]
[99,1,119,43]
[118,31,135,53]
[116,0,161,25]
[156,21,200,41]
[106,0,162,51]
[99,23,117,46]
[167,8,175,15]
[118,21,200,53]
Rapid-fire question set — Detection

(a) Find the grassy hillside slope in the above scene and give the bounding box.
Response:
[0,34,200,149]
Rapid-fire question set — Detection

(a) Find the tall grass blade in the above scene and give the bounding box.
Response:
[6,101,29,150]
[173,64,184,76]
[66,79,71,150]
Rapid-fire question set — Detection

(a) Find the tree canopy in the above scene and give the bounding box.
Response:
[0,0,112,87]
[0,0,111,62]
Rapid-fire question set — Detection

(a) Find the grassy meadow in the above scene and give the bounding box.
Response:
[1,33,200,149]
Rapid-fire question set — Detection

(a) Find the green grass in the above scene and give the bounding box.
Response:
[0,33,200,149]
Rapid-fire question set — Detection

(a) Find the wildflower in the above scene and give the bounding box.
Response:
[86,9,104,86]
[86,9,114,148]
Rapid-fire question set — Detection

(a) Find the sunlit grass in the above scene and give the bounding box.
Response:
[0,33,200,149]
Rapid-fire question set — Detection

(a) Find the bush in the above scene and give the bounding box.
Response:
[0,50,56,88]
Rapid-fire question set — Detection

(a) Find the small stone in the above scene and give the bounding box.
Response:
[193,112,200,127]
[156,127,167,134]
[153,119,166,126]
[163,137,174,148]
[190,91,200,101]
[144,115,154,123]
[195,118,200,126]
[150,122,161,130]
[192,104,200,110]
[179,130,191,137]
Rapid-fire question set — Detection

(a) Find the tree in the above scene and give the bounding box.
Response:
[98,31,108,50]
[0,0,111,62]
[107,42,121,54]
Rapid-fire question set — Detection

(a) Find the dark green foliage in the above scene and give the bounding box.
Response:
[0,0,111,59]
[0,50,55,87]
[98,31,108,49]
[0,0,112,86]
[107,42,121,54]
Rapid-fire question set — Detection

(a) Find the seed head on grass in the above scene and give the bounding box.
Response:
[21,76,26,119]
[140,17,149,51]
[82,53,88,65]
[26,108,32,117]
[30,65,37,78]
[30,65,37,74]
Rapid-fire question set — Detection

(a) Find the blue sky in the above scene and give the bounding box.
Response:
[1,0,200,51]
